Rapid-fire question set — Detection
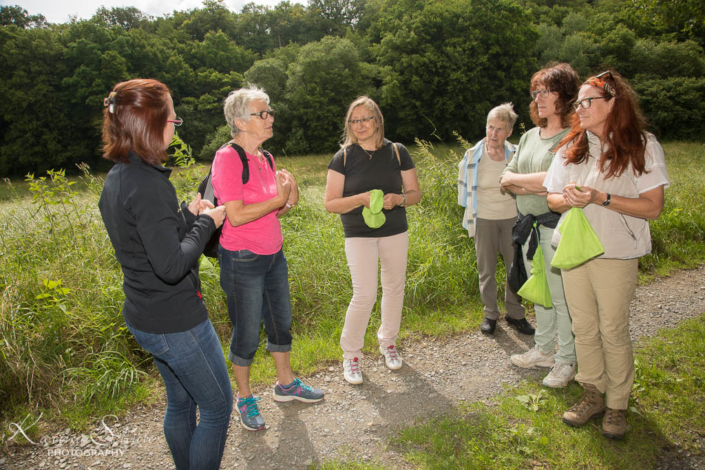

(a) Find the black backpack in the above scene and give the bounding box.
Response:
[197,142,274,258]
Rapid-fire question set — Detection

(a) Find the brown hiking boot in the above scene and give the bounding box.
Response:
[602,408,627,440]
[562,383,605,427]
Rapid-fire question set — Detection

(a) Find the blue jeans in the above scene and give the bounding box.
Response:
[218,246,293,366]
[126,319,233,470]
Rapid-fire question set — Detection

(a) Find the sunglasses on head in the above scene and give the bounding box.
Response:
[588,71,616,97]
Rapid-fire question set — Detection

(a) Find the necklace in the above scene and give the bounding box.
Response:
[361,147,376,159]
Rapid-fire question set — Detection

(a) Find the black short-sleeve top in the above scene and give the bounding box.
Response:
[328,139,415,238]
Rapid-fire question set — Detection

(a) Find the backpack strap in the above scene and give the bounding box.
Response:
[261,149,274,170]
[226,142,274,184]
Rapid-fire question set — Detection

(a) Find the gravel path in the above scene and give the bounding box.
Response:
[3,266,705,470]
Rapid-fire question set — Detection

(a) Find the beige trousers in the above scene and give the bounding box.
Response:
[562,258,638,409]
[340,231,409,360]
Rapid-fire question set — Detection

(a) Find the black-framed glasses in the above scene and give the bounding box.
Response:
[530,89,552,100]
[167,117,183,127]
[348,116,375,125]
[250,110,275,120]
[573,96,611,110]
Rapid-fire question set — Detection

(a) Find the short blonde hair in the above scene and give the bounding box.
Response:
[341,96,385,149]
[224,85,270,138]
[487,102,518,132]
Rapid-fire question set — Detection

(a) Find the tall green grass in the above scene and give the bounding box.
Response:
[1,141,703,430]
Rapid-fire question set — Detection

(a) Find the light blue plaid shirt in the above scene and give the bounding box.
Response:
[457,138,515,237]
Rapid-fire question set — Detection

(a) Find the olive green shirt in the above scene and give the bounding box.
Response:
[503,127,569,216]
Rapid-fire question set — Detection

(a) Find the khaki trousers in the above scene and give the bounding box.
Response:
[340,232,409,360]
[475,217,525,320]
[562,258,638,409]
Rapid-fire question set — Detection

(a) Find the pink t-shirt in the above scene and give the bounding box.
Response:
[211,145,283,254]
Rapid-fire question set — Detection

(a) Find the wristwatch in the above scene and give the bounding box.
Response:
[602,193,611,207]
[399,194,406,207]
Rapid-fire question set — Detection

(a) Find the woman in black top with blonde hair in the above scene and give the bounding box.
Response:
[324,96,421,385]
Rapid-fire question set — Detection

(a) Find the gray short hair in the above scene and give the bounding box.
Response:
[224,85,270,138]
[487,102,518,132]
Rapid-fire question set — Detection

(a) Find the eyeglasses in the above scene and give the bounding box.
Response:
[348,116,375,125]
[167,117,183,127]
[588,71,616,96]
[250,110,275,120]
[530,89,552,100]
[573,96,611,110]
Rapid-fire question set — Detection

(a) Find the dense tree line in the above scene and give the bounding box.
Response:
[0,0,703,176]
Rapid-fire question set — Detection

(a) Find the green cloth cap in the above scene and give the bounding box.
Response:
[362,189,386,229]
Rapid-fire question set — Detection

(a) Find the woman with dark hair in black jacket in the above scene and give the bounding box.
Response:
[99,78,231,470]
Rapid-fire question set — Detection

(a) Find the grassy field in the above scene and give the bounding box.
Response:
[1,140,704,438]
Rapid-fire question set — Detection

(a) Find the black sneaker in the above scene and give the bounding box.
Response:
[480,317,496,335]
[505,316,535,335]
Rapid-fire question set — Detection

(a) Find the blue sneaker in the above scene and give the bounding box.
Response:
[237,394,266,431]
[273,378,324,403]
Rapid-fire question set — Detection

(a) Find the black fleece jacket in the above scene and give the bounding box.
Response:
[99,151,216,334]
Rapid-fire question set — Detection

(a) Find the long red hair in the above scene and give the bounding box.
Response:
[558,71,648,178]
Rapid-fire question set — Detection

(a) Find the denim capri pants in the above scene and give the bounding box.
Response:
[218,245,293,366]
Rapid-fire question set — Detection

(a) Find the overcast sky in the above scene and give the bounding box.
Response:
[3,0,296,24]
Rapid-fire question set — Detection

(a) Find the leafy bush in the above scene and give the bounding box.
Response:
[633,76,705,140]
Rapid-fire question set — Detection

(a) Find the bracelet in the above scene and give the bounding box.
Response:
[399,194,406,207]
[285,203,292,209]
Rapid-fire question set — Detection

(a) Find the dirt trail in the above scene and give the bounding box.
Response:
[3,266,705,469]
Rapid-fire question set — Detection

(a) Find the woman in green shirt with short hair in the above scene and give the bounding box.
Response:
[500,63,580,389]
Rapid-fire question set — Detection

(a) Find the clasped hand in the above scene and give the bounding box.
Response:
[276,170,295,206]
[562,183,598,208]
[189,193,226,228]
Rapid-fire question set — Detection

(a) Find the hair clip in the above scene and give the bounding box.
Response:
[103,91,117,114]
[588,72,616,97]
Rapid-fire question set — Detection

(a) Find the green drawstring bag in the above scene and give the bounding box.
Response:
[551,207,605,269]
[518,244,553,307]
[362,189,385,229]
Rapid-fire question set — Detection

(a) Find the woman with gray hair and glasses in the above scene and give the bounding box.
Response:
[210,85,323,432]
[458,103,533,337]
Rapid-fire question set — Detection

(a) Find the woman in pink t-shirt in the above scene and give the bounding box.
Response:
[211,86,324,432]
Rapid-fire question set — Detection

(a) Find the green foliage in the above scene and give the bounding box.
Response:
[283,36,377,154]
[2,0,704,175]
[633,77,705,140]
[372,0,539,143]
[0,167,139,414]
[199,124,233,162]
[0,5,47,28]
[516,390,547,412]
